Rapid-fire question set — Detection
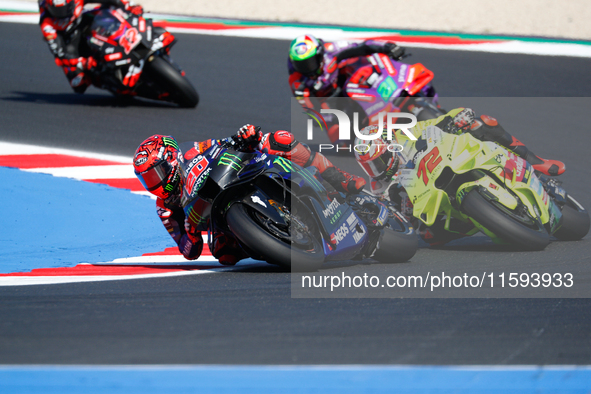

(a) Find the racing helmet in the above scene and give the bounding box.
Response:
[42,0,82,20]
[133,135,181,200]
[289,35,325,76]
[354,125,400,180]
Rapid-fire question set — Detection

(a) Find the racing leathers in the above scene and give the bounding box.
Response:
[156,127,366,265]
[364,108,567,245]
[289,39,405,143]
[39,0,143,93]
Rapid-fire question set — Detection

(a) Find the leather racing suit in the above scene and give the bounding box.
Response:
[39,0,143,93]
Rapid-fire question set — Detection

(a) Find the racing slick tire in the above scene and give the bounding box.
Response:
[144,56,199,108]
[372,226,418,264]
[226,203,325,272]
[553,195,590,241]
[461,189,551,251]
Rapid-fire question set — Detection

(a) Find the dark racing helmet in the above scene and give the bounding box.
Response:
[133,135,181,200]
[42,0,82,20]
[289,35,325,76]
[354,125,400,180]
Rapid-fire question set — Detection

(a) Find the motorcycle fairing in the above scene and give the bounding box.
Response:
[398,125,562,238]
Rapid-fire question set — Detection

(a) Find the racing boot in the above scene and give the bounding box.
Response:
[321,166,366,194]
[454,109,566,176]
[210,232,247,266]
[509,139,566,176]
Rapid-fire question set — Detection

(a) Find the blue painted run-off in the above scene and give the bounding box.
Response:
[0,167,175,273]
[0,365,590,393]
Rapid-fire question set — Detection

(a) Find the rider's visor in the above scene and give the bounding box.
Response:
[136,160,172,192]
[48,1,75,19]
[293,55,321,76]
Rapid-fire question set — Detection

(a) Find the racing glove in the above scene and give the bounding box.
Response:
[179,219,203,260]
[119,0,144,15]
[452,108,478,133]
[383,42,406,60]
[236,124,262,150]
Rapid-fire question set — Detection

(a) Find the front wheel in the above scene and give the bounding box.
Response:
[372,225,418,264]
[461,189,551,251]
[143,56,199,108]
[226,203,325,272]
[553,195,590,241]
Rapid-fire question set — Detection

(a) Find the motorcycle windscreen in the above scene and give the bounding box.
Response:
[91,10,123,38]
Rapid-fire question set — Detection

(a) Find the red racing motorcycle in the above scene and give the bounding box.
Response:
[84,6,198,107]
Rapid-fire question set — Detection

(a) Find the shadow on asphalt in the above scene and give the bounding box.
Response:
[2,91,183,108]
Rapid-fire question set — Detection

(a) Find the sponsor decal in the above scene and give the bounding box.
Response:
[115,58,131,66]
[185,155,209,175]
[89,37,104,47]
[353,230,364,244]
[254,153,267,163]
[218,152,242,171]
[119,27,141,55]
[187,167,211,196]
[332,222,349,245]
[251,195,267,208]
[377,76,398,101]
[134,156,147,166]
[322,198,340,219]
[350,93,376,102]
[374,205,388,226]
[347,88,368,94]
[346,212,357,226]
[273,156,292,172]
[382,55,396,75]
[106,52,122,61]
[398,64,408,83]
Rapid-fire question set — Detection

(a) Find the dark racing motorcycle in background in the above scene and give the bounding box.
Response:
[84,6,198,107]
[178,138,418,271]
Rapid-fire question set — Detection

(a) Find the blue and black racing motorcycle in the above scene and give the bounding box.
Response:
[179,138,417,271]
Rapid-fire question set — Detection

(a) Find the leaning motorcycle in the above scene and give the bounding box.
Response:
[178,139,418,271]
[298,50,444,144]
[83,6,198,107]
[396,125,589,250]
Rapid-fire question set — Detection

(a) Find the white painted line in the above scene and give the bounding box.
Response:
[0,141,131,163]
[0,259,270,286]
[0,268,227,287]
[23,165,134,180]
[0,0,38,11]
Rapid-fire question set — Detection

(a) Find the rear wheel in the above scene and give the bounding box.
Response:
[461,189,551,251]
[226,203,324,272]
[143,56,199,108]
[553,195,590,241]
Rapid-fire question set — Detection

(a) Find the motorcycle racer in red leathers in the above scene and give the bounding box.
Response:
[133,126,366,265]
[288,34,406,144]
[39,0,143,93]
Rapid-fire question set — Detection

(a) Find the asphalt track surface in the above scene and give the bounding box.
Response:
[1,22,591,365]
